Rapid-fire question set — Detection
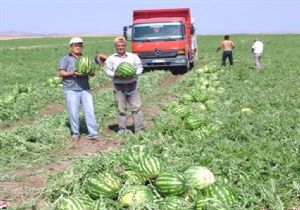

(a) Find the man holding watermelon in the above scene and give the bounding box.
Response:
[105,36,144,133]
[58,37,100,141]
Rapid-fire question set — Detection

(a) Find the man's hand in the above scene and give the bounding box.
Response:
[89,70,96,77]
[99,54,107,62]
[73,71,87,77]
[95,54,107,65]
[114,71,121,78]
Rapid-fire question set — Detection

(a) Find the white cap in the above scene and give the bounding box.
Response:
[69,37,83,45]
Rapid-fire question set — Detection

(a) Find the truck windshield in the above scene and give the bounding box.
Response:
[132,22,184,41]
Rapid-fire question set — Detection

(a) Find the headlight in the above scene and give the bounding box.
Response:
[177,49,185,55]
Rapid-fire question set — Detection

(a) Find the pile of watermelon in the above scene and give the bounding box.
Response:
[0,84,33,106]
[55,145,237,210]
[115,62,136,78]
[75,56,97,75]
[155,64,225,140]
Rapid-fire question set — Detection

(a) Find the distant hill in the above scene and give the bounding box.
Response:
[0,31,114,40]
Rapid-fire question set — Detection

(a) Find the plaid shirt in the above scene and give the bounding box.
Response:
[58,53,90,91]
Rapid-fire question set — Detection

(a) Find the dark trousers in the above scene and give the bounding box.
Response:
[222,51,233,66]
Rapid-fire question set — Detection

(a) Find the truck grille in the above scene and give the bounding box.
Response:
[138,50,177,59]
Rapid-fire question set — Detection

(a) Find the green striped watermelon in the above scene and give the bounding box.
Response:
[75,56,97,74]
[122,145,151,169]
[75,194,93,207]
[91,197,120,210]
[158,196,194,210]
[85,172,122,199]
[154,171,187,196]
[195,197,226,210]
[180,94,194,104]
[198,181,236,209]
[119,185,154,208]
[57,196,86,210]
[116,62,136,78]
[124,170,144,184]
[173,105,191,119]
[194,92,208,103]
[184,166,215,190]
[136,155,163,180]
[184,115,209,130]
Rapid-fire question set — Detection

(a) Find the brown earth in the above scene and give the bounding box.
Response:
[0,72,183,209]
[0,138,121,208]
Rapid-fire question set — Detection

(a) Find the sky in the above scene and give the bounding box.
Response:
[0,0,299,35]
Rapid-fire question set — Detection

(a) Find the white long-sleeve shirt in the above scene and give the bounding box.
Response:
[105,52,143,84]
[252,41,264,54]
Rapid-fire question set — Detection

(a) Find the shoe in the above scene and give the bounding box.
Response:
[89,136,101,141]
[117,129,126,134]
[72,135,80,141]
[0,201,8,209]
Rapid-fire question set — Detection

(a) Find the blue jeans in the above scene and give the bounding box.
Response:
[64,90,98,139]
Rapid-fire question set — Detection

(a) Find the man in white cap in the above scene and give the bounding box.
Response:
[252,38,264,69]
[105,36,144,133]
[58,37,99,141]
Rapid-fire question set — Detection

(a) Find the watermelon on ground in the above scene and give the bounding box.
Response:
[118,185,154,208]
[85,172,122,199]
[158,196,194,210]
[198,181,236,209]
[154,171,187,196]
[184,166,215,190]
[57,196,87,210]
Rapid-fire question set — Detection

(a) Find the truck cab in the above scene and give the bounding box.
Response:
[123,8,198,72]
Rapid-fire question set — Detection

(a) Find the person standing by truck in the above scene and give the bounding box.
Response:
[58,37,100,141]
[105,36,144,133]
[251,38,264,70]
[216,35,235,66]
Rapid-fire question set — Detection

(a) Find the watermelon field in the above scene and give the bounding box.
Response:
[0,34,299,209]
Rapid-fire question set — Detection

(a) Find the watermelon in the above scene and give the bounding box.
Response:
[195,197,225,210]
[75,56,97,74]
[119,185,154,208]
[158,196,194,210]
[199,181,236,209]
[193,128,207,140]
[57,196,87,210]
[198,103,207,111]
[184,166,215,190]
[75,194,93,207]
[154,171,187,196]
[173,105,191,119]
[180,94,194,104]
[122,145,151,169]
[184,115,209,130]
[3,95,15,104]
[85,172,122,199]
[136,155,163,180]
[194,92,208,103]
[115,62,136,78]
[92,197,120,210]
[124,170,144,184]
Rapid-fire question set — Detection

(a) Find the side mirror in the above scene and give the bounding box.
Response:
[190,24,195,35]
[123,25,132,41]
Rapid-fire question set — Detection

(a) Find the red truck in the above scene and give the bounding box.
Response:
[123,8,198,72]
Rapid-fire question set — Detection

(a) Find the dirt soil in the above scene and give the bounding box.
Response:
[0,73,183,209]
[0,138,120,208]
